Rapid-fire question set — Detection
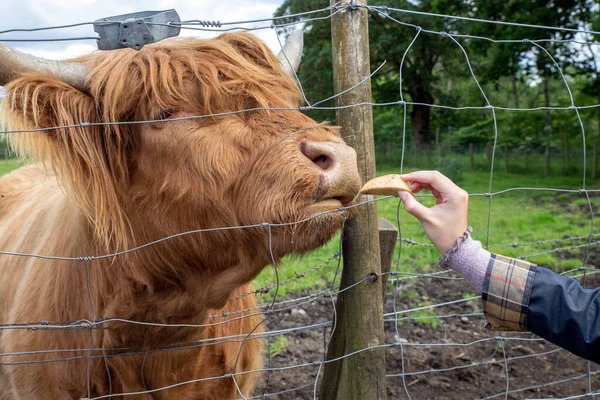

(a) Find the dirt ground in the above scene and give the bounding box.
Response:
[254,259,600,399]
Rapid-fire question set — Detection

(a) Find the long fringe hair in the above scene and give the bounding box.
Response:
[1,33,301,252]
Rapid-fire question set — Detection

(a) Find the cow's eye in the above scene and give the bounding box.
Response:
[157,109,173,120]
[149,109,175,130]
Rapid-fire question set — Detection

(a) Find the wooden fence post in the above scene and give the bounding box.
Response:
[320,1,387,399]
[379,217,398,302]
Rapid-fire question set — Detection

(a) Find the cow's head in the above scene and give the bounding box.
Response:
[0,32,361,294]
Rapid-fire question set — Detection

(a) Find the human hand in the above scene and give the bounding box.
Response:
[398,171,469,255]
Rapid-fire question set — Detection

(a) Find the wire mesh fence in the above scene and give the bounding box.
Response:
[0,1,599,399]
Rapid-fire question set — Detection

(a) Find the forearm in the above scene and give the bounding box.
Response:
[443,230,600,363]
[439,227,490,293]
[397,169,600,364]
[528,267,600,363]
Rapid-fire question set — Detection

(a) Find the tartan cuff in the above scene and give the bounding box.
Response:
[482,254,537,332]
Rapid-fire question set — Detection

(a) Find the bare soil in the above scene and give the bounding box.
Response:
[255,262,600,399]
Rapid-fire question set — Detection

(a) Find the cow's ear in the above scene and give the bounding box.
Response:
[2,73,132,251]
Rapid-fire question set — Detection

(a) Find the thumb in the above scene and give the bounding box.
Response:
[400,191,430,221]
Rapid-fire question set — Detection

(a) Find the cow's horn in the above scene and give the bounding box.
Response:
[277,30,303,75]
[0,42,88,91]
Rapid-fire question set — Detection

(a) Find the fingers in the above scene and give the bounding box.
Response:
[409,182,443,203]
[401,170,458,196]
[410,182,424,192]
[399,191,431,221]
[400,171,469,255]
[402,170,467,203]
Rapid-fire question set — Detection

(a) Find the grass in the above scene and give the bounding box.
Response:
[268,336,289,358]
[0,159,21,176]
[396,301,441,328]
[2,157,598,301]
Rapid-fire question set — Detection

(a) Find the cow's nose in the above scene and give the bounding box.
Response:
[300,140,361,205]
[301,141,337,171]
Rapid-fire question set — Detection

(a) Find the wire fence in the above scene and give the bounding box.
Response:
[0,2,599,399]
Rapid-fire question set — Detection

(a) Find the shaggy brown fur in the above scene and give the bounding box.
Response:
[0,33,359,399]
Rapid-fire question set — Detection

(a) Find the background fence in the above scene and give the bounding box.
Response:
[0,1,599,399]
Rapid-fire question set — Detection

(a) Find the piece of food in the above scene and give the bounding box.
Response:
[360,174,412,196]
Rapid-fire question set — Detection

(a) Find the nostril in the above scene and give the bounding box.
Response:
[300,141,337,171]
[312,154,332,170]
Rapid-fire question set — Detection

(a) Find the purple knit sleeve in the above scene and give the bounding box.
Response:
[439,227,491,292]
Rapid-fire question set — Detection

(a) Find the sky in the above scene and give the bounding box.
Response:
[0,0,289,60]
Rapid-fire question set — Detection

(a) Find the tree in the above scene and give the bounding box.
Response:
[274,0,471,147]
[274,0,336,123]
[470,0,594,172]
[576,11,600,175]
[369,1,472,147]
[274,0,598,174]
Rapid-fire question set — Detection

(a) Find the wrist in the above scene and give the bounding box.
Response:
[439,227,491,292]
[435,224,469,255]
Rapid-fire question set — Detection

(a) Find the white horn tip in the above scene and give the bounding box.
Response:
[287,30,304,49]
[277,30,304,75]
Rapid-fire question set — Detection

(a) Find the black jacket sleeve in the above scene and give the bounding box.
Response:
[528,267,600,364]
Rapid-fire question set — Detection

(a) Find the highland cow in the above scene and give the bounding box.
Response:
[0,31,360,399]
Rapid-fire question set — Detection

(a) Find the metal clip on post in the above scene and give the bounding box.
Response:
[94,10,181,51]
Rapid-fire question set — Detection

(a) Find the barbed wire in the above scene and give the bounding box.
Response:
[78,335,598,400]
[0,253,596,333]
[2,2,600,41]
[0,311,501,361]
[0,259,593,397]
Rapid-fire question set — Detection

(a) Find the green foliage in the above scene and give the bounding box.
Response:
[374,109,402,141]
[0,160,19,175]
[462,293,477,300]
[436,157,465,186]
[470,0,592,80]
[373,108,405,157]
[0,133,11,161]
[273,0,600,167]
[397,301,442,328]
[274,0,335,123]
[401,289,419,300]
[268,336,289,358]
[455,119,493,146]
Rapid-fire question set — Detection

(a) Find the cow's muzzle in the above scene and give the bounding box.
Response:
[300,140,361,206]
